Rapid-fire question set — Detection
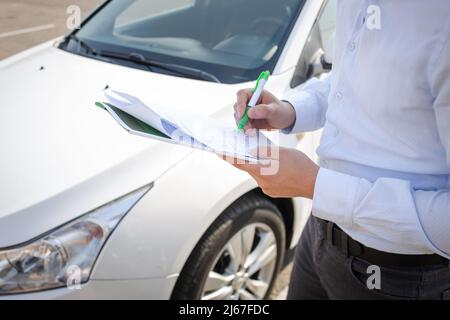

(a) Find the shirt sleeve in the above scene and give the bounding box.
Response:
[312,38,450,259]
[282,74,331,134]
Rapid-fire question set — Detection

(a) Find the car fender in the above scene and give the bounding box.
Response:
[90,151,258,280]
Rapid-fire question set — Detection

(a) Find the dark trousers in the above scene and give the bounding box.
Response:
[287,216,450,300]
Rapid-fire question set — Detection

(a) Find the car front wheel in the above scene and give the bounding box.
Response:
[171,193,286,300]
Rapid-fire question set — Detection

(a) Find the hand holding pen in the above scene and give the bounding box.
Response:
[234,71,297,133]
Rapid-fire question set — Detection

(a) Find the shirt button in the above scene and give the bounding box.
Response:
[335,91,343,100]
[348,41,356,51]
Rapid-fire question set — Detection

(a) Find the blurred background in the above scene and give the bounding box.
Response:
[0,0,102,59]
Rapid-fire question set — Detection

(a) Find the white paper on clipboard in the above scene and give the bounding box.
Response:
[98,89,275,161]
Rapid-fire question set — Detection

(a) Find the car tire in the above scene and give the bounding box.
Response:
[171,192,286,300]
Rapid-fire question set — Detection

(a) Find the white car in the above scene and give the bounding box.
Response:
[0,0,335,300]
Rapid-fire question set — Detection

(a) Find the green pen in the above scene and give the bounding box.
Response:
[237,70,270,132]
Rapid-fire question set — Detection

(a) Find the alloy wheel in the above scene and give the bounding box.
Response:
[201,223,277,300]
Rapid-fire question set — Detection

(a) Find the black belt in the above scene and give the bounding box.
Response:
[317,218,449,268]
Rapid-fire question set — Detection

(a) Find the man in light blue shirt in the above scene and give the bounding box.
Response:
[230,0,449,299]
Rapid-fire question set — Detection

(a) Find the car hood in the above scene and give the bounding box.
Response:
[0,43,241,247]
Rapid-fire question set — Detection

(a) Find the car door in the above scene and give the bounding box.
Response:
[285,0,336,163]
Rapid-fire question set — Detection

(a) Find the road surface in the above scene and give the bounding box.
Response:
[0,0,103,59]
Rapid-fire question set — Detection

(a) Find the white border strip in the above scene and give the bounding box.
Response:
[0,24,55,39]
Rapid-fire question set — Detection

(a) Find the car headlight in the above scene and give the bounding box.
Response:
[0,184,152,295]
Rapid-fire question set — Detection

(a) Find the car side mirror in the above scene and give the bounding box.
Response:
[322,31,335,65]
[320,54,332,71]
[307,31,335,78]
[290,30,335,87]
[306,47,331,79]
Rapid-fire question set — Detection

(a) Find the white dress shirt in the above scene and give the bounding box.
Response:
[285,0,450,258]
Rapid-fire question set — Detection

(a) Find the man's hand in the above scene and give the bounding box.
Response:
[234,89,296,132]
[224,147,319,199]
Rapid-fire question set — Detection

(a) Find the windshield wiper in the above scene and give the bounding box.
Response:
[98,50,221,83]
[66,34,98,55]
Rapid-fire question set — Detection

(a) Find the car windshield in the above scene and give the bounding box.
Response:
[64,0,304,83]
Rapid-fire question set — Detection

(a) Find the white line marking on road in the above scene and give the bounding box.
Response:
[0,24,55,39]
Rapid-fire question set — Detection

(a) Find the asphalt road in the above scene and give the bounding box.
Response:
[0,0,292,299]
[0,0,103,59]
